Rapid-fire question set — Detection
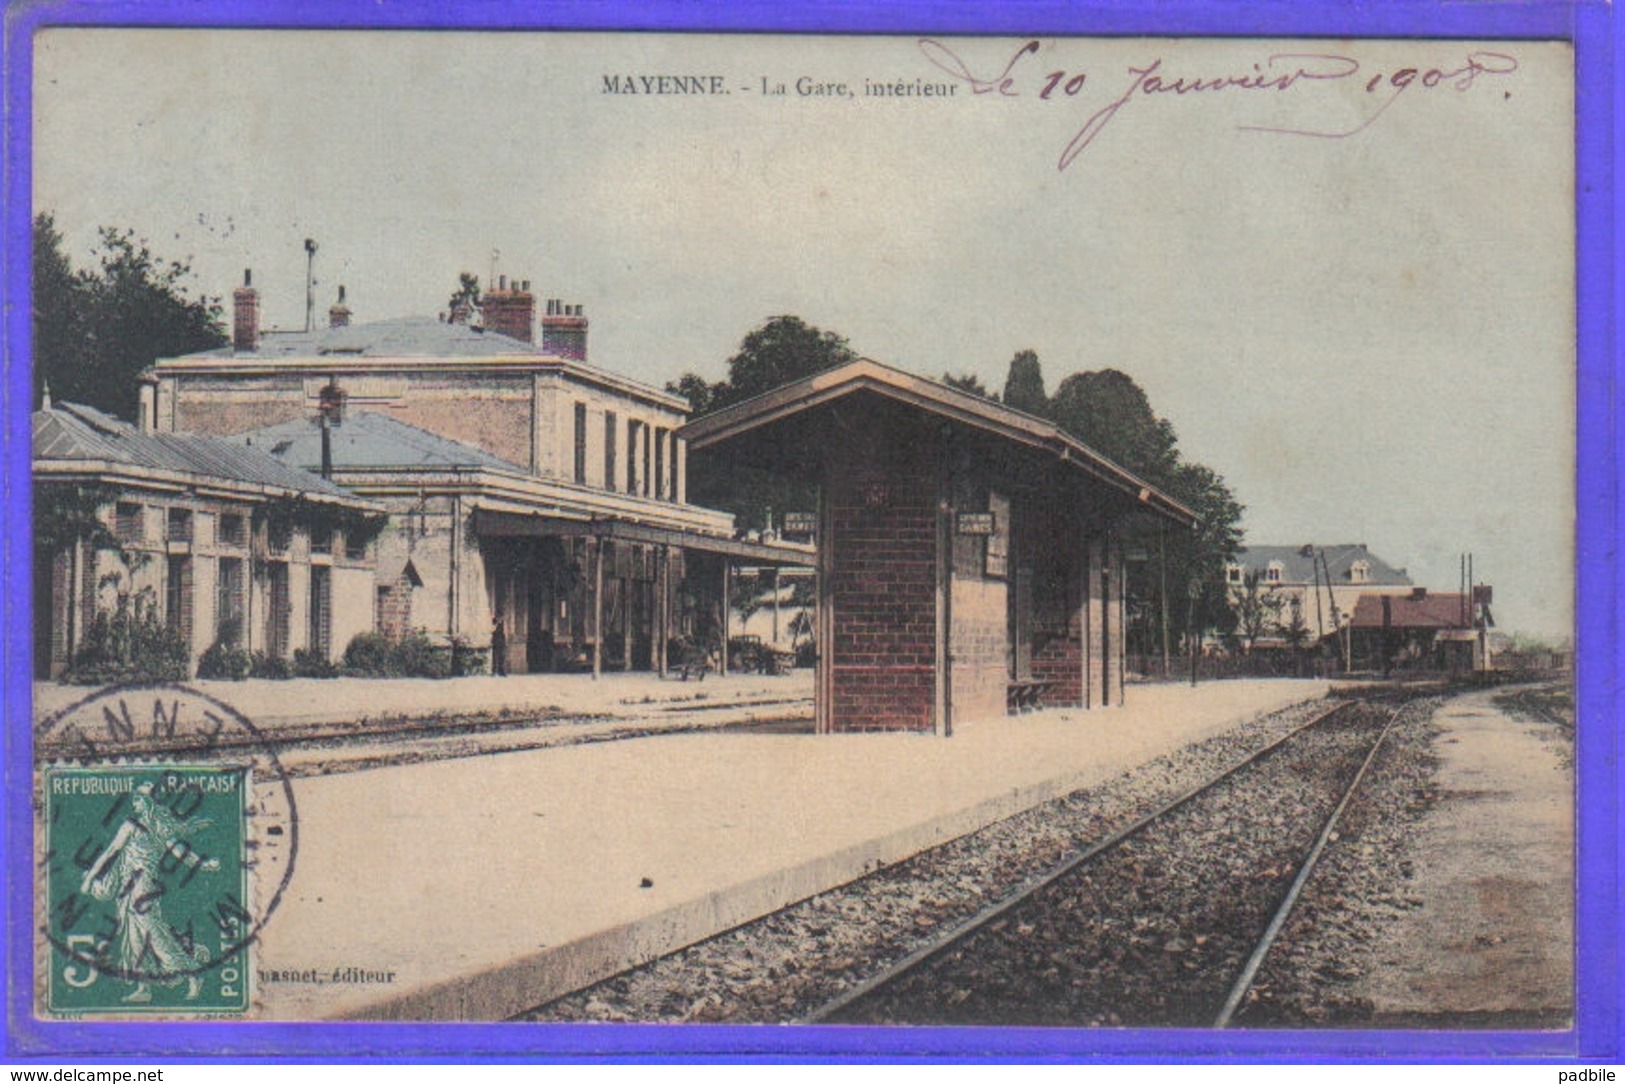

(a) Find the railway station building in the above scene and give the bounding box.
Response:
[141,274,808,676]
[32,397,383,679]
[682,359,1196,735]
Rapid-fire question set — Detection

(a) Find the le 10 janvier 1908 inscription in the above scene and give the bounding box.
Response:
[598,38,1519,171]
[43,766,250,1015]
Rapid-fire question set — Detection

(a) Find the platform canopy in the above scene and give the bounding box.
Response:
[682,358,1195,528]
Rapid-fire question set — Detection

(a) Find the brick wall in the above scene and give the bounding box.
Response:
[377,578,414,639]
[1030,512,1084,706]
[827,443,939,733]
[393,397,532,470]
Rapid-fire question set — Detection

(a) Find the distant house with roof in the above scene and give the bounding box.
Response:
[33,399,381,679]
[1227,543,1414,642]
[145,272,806,676]
[1347,586,1494,673]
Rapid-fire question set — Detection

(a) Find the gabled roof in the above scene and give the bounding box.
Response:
[1234,543,1411,586]
[233,411,525,474]
[1349,592,1485,630]
[681,358,1196,527]
[33,402,364,503]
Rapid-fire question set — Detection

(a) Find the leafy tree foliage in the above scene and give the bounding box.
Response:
[669,315,857,531]
[1044,364,1244,645]
[33,214,227,421]
[667,314,854,423]
[668,372,718,417]
[446,272,481,315]
[942,371,998,400]
[1230,569,1285,651]
[1001,349,1048,416]
[1049,369,1179,482]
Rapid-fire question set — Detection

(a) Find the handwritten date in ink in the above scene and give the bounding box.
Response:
[917,39,1520,170]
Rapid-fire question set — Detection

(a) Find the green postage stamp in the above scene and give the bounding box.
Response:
[42,764,251,1016]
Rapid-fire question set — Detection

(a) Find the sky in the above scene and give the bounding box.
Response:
[32,30,1575,639]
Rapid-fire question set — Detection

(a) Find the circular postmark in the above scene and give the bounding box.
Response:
[35,683,298,1013]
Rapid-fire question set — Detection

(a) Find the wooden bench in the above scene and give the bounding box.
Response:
[1007,678,1057,714]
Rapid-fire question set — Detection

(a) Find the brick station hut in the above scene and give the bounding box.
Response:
[682,359,1196,735]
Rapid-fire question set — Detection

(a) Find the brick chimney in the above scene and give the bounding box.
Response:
[233,269,259,353]
[542,299,588,361]
[329,285,352,328]
[481,276,536,344]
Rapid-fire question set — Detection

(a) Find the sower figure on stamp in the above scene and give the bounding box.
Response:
[80,782,219,1003]
[491,614,508,676]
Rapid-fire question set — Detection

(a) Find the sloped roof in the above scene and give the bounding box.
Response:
[1235,543,1411,586]
[1350,592,1476,629]
[681,358,1195,527]
[180,316,544,360]
[233,410,525,473]
[33,402,362,502]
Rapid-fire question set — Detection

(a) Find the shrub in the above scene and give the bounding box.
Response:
[450,637,488,676]
[196,639,252,681]
[63,586,189,685]
[292,648,338,678]
[395,631,452,678]
[340,630,458,678]
[343,632,400,677]
[196,617,251,681]
[250,652,293,680]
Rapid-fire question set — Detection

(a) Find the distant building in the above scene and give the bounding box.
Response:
[33,399,381,679]
[147,273,805,675]
[1347,586,1495,673]
[1228,543,1413,642]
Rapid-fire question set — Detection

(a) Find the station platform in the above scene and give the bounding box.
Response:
[229,677,1327,1021]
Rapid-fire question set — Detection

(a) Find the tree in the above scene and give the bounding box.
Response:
[33,214,226,420]
[1049,369,1179,482]
[674,315,857,531]
[446,272,481,316]
[667,372,721,417]
[1230,570,1284,653]
[942,371,998,400]
[1046,367,1245,654]
[712,315,856,410]
[1163,460,1245,636]
[1001,349,1048,416]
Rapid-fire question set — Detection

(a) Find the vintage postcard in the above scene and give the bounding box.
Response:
[17,22,1587,1056]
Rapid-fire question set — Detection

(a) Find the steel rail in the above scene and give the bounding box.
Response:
[1212,698,1418,1028]
[798,697,1366,1025]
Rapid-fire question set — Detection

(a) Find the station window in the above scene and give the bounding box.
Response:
[654,428,667,500]
[1226,563,1243,585]
[1350,560,1371,584]
[573,402,588,485]
[268,518,292,554]
[115,503,144,543]
[218,512,245,547]
[1266,561,1283,584]
[167,507,193,543]
[604,411,618,491]
[216,557,244,640]
[626,419,641,494]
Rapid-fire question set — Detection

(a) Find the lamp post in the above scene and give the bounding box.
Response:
[1187,577,1203,688]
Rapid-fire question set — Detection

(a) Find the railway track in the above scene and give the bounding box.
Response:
[801,697,1418,1028]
